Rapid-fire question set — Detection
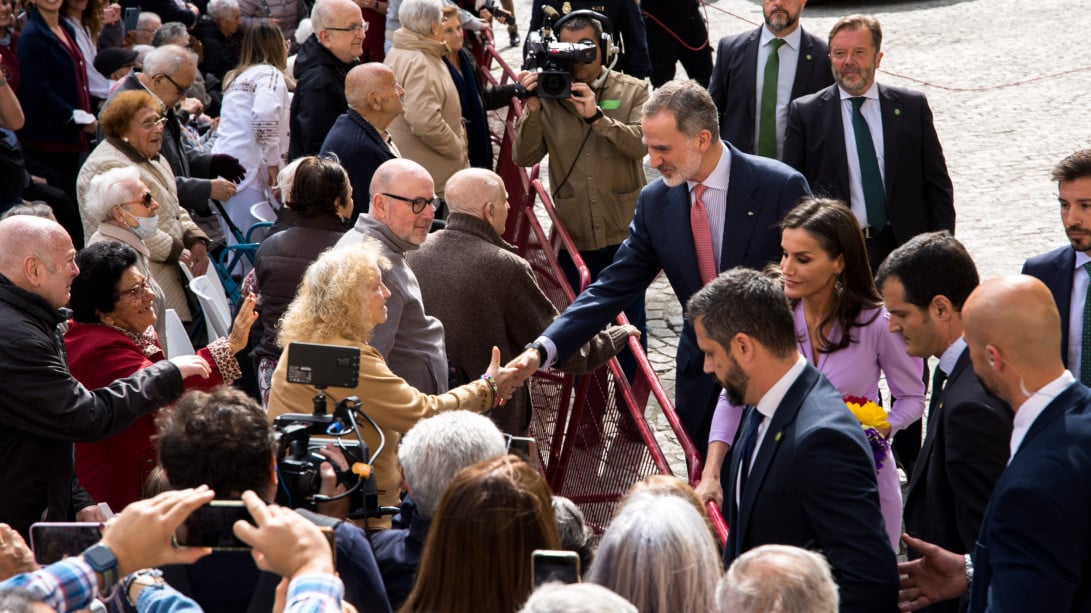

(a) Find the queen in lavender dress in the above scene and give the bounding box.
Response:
[698,199,924,551]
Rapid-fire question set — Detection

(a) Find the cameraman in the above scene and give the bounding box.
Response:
[155,387,391,613]
[513,12,649,369]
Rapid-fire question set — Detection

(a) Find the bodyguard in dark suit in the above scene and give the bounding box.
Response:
[707,0,832,158]
[782,15,954,271]
[1021,150,1091,381]
[687,268,897,613]
[320,63,404,224]
[877,233,1012,613]
[899,275,1091,613]
[513,80,811,459]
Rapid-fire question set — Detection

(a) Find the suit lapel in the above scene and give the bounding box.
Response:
[790,28,820,98]
[879,85,901,196]
[720,144,764,271]
[1015,381,1083,459]
[665,181,706,291]
[736,364,816,540]
[907,350,971,494]
[818,87,852,197]
[739,29,761,122]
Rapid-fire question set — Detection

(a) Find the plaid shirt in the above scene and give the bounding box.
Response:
[1,556,344,613]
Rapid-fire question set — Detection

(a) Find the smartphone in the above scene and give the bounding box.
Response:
[30,522,104,565]
[532,549,580,587]
[122,7,139,33]
[174,500,254,550]
[507,435,543,475]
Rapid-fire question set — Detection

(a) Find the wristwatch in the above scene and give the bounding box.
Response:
[523,341,547,366]
[82,543,120,593]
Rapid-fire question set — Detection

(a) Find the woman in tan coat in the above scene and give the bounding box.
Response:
[267,240,522,530]
[76,89,210,321]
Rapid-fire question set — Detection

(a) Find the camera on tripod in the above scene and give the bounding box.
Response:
[521,15,596,99]
[273,342,383,517]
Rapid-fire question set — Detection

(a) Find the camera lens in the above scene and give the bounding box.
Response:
[539,70,570,99]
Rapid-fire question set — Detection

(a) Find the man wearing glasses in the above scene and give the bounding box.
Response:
[289,0,366,159]
[337,158,448,395]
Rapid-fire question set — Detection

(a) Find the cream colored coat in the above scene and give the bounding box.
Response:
[384,28,468,196]
[77,138,208,320]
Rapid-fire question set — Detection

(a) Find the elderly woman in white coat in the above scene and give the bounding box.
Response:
[76,89,211,323]
[211,19,291,240]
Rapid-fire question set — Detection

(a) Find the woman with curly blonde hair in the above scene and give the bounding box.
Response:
[267,241,524,530]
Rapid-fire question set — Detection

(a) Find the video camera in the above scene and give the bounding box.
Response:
[520,10,596,99]
[273,343,385,518]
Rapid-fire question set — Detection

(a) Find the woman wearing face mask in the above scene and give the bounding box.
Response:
[76,89,212,324]
[83,165,170,346]
[64,241,257,511]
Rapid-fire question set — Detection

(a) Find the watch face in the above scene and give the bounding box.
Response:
[84,543,118,571]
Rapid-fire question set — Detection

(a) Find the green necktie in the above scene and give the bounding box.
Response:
[1081,262,1091,385]
[757,38,786,158]
[850,97,887,229]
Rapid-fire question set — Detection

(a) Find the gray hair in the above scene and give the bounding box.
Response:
[519,582,637,613]
[85,167,143,222]
[717,545,839,613]
[310,0,354,34]
[398,0,441,36]
[588,493,721,613]
[207,0,239,21]
[142,44,198,77]
[135,11,160,30]
[396,411,507,517]
[152,21,190,46]
[276,157,307,205]
[642,79,719,139]
[551,496,593,571]
[0,202,54,220]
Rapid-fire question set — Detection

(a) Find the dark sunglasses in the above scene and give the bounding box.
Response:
[382,192,442,214]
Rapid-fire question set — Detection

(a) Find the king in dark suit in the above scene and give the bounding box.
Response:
[877,232,1013,613]
[687,268,898,613]
[707,0,832,158]
[782,14,954,271]
[514,80,811,459]
[901,276,1091,612]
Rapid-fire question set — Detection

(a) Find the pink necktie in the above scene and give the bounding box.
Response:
[690,184,717,285]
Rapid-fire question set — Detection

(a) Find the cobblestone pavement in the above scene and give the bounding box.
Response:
[492,0,1091,477]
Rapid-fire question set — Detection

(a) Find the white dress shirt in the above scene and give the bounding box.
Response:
[754,25,802,159]
[1009,371,1075,463]
[838,82,886,229]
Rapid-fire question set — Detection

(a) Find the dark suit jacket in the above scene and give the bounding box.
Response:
[903,349,1012,613]
[1022,245,1075,369]
[970,380,1091,612]
[707,25,833,153]
[542,142,812,456]
[724,363,899,612]
[320,109,397,224]
[783,83,955,246]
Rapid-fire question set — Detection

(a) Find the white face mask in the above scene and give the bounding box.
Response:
[129,213,159,240]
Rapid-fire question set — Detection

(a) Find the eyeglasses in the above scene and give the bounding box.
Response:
[158,73,192,97]
[326,21,368,34]
[137,117,168,131]
[382,192,441,214]
[112,278,151,301]
[121,192,155,208]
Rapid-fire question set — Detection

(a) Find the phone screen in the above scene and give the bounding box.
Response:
[532,549,580,587]
[30,523,104,565]
[122,7,139,33]
[174,500,254,549]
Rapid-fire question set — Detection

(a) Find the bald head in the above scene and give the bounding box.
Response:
[963,275,1065,404]
[345,63,404,130]
[370,158,432,197]
[0,216,79,309]
[444,168,509,234]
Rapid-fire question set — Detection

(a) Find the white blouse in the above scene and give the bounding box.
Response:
[212,63,291,193]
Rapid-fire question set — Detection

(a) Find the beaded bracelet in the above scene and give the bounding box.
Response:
[480,373,501,408]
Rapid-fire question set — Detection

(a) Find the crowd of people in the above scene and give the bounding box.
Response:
[0,0,1089,611]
